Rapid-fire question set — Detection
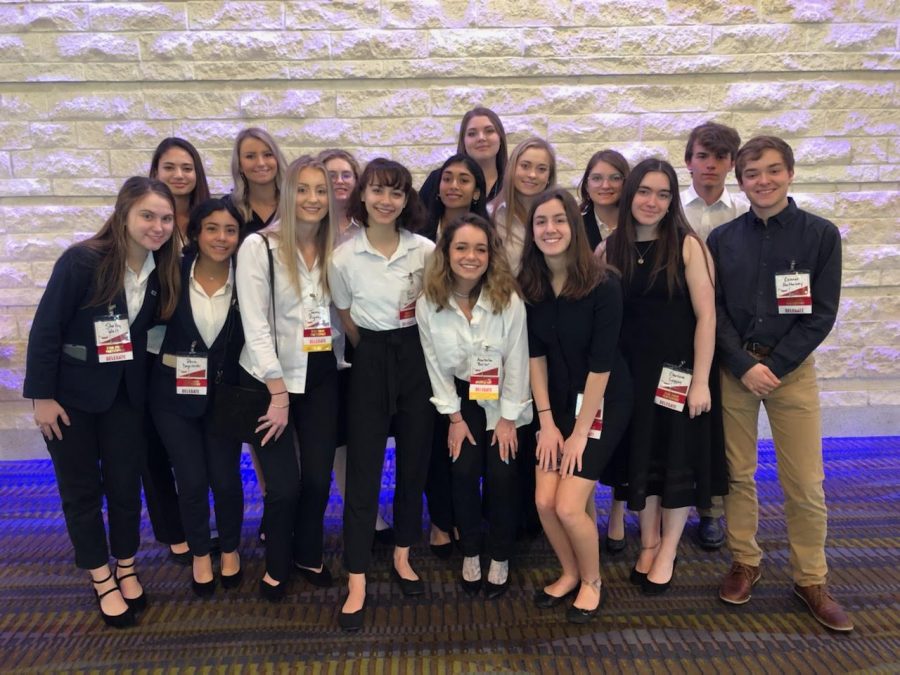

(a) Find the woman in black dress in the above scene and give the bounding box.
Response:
[605,158,725,595]
[519,188,632,622]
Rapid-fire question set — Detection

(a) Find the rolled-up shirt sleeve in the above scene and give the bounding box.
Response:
[236,234,283,382]
[416,296,461,415]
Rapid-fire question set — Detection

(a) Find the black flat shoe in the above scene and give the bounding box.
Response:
[116,560,147,612]
[192,577,216,598]
[533,585,578,609]
[642,558,678,596]
[604,535,627,554]
[430,542,453,560]
[373,527,395,546]
[259,578,286,602]
[460,576,482,597]
[390,567,425,596]
[339,597,366,632]
[629,566,648,586]
[91,571,135,629]
[566,581,605,624]
[221,568,243,589]
[295,563,334,588]
[168,548,192,566]
[483,578,509,600]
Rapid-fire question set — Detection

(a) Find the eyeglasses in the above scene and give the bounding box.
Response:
[588,173,624,185]
[328,171,355,182]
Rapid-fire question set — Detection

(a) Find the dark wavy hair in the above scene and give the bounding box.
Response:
[149,137,211,211]
[182,197,245,258]
[347,158,426,232]
[577,149,630,211]
[517,187,607,303]
[425,154,490,239]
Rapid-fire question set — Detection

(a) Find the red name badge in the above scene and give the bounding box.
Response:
[470,349,501,400]
[93,315,133,363]
[655,364,693,412]
[575,392,604,440]
[176,353,208,395]
[303,304,333,352]
[775,270,812,314]
[398,275,419,328]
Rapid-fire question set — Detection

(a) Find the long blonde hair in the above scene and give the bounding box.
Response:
[489,137,557,244]
[229,127,288,223]
[262,156,335,298]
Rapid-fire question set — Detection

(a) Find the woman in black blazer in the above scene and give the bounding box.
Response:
[149,198,246,597]
[23,177,180,628]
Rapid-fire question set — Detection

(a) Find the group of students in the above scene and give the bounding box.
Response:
[24,106,852,634]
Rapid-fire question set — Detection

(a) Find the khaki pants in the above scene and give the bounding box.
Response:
[720,357,828,585]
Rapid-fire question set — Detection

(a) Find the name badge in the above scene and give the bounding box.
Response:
[469,348,501,400]
[655,363,693,412]
[93,313,133,363]
[398,274,419,328]
[176,352,208,395]
[775,269,812,314]
[303,301,333,352]
[575,392,604,440]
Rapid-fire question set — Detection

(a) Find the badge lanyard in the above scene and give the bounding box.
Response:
[176,340,208,395]
[94,303,133,363]
[302,292,333,352]
[575,392,604,440]
[655,361,693,412]
[775,260,812,315]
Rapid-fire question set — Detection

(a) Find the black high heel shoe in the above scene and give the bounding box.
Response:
[192,577,216,598]
[566,579,604,624]
[630,543,660,586]
[220,552,243,589]
[91,571,135,629]
[115,560,147,612]
[339,595,367,632]
[642,557,678,595]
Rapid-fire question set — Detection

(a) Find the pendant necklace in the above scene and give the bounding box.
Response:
[634,240,656,265]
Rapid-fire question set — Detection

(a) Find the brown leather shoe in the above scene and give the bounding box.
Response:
[793,584,854,632]
[718,562,761,605]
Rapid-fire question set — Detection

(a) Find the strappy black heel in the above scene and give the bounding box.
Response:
[91,571,135,629]
[115,560,147,612]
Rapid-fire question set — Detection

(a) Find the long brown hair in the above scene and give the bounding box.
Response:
[149,137,211,211]
[456,107,509,178]
[517,188,606,303]
[423,213,518,314]
[605,158,704,297]
[80,176,180,319]
[577,149,630,211]
[489,137,557,245]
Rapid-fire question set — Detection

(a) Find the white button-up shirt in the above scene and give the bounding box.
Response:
[330,228,435,331]
[189,259,234,349]
[236,231,330,393]
[416,291,532,430]
[124,252,155,325]
[680,184,750,242]
[489,200,527,275]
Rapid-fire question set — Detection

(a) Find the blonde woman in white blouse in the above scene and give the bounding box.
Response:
[417,213,532,599]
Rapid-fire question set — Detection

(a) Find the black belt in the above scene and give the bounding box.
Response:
[743,341,773,357]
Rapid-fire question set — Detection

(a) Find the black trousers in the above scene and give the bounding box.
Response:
[343,326,433,574]
[424,410,454,533]
[151,406,244,557]
[241,353,337,582]
[451,379,519,561]
[142,355,185,546]
[45,383,145,570]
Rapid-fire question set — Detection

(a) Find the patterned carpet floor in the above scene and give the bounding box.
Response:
[0,436,897,673]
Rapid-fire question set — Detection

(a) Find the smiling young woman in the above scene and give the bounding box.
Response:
[149,138,211,245]
[226,127,288,235]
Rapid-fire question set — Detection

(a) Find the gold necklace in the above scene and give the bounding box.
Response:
[634,240,656,265]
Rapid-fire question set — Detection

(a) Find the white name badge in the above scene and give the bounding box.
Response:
[398,279,419,328]
[93,315,133,363]
[303,304,333,352]
[470,349,501,400]
[176,353,208,395]
[575,392,604,440]
[655,364,693,412]
[775,270,812,314]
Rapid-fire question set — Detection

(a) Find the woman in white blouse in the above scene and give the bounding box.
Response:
[417,214,532,599]
[236,156,339,601]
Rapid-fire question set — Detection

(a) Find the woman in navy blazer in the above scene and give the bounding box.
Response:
[150,198,246,598]
[23,177,180,628]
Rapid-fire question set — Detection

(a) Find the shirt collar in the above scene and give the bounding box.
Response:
[449,288,491,317]
[356,227,416,261]
[126,252,156,285]
[684,184,735,209]
[189,258,234,297]
[750,197,798,228]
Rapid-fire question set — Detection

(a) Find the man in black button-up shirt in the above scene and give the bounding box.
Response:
[707,136,853,632]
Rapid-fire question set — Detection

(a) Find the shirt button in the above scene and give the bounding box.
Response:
[758,318,763,323]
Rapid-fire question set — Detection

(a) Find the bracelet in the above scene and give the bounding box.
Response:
[270,401,290,409]
[537,408,551,413]
[269,390,288,396]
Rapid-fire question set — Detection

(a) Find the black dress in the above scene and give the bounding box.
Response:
[526,275,633,481]
[614,234,727,510]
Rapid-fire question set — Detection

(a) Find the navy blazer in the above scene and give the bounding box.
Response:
[24,245,160,413]
[582,207,603,252]
[149,253,244,418]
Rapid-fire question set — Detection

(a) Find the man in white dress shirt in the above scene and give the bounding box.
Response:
[680,121,750,550]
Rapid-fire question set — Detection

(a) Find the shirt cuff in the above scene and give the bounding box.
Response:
[430,394,461,416]
[500,397,532,422]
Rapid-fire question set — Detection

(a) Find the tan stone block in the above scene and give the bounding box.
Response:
[713,82,895,111]
[49,33,139,62]
[2,205,108,235]
[88,2,186,31]
[850,138,889,164]
[334,90,431,118]
[862,347,900,376]
[838,294,900,323]
[284,0,380,30]
[188,1,283,30]
[109,150,151,178]
[757,0,834,22]
[793,137,852,164]
[0,179,56,196]
[476,0,572,26]
[82,63,142,81]
[355,118,458,147]
[173,121,244,148]
[841,270,885,289]
[807,23,897,52]
[139,61,196,81]
[0,3,90,32]
[837,320,900,347]
[813,345,865,379]
[332,30,429,59]
[0,33,45,62]
[844,245,899,270]
[1,234,71,264]
[840,219,900,246]
[0,153,9,180]
[0,123,31,150]
[144,90,241,120]
[0,263,33,289]
[193,61,291,81]
[880,270,900,286]
[190,149,232,178]
[640,113,734,142]
[522,27,618,57]
[0,288,45,306]
[241,90,334,118]
[573,0,666,25]
[78,120,173,150]
[619,26,711,56]
[47,92,143,120]
[1,62,88,82]
[732,109,899,139]
[288,59,386,80]
[878,165,900,182]
[667,0,757,23]
[430,28,523,57]
[52,179,122,197]
[819,390,869,407]
[13,149,108,179]
[0,313,18,342]
[711,24,809,54]
[547,114,640,144]
[833,191,900,218]
[868,389,900,406]
[140,30,329,62]
[383,1,475,28]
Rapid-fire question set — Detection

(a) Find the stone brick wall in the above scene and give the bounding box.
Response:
[1,1,898,455]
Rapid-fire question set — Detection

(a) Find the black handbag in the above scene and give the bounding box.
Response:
[208,235,276,444]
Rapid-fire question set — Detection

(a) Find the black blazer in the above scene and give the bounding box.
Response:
[149,253,243,418]
[24,246,160,413]
[582,207,604,252]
